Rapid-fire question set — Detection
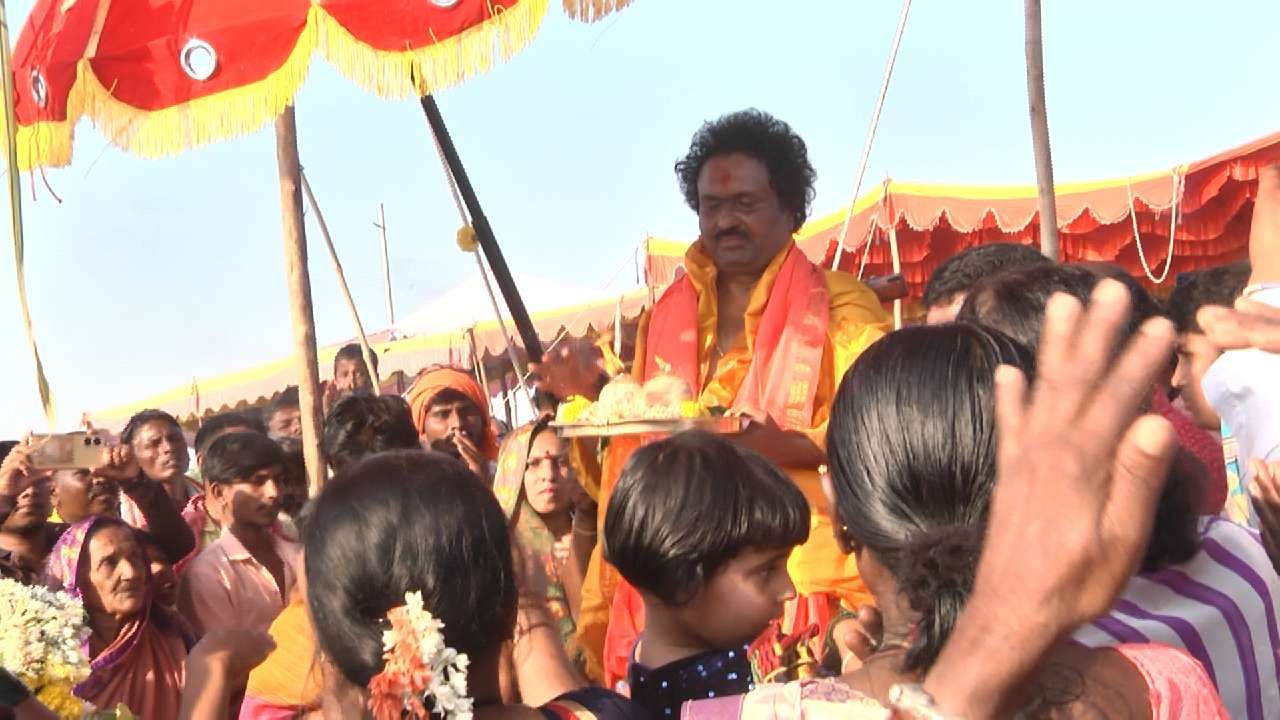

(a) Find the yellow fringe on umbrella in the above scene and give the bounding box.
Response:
[8,69,88,171]
[26,0,549,162]
[77,13,319,160]
[13,119,75,171]
[562,0,634,23]
[314,0,550,100]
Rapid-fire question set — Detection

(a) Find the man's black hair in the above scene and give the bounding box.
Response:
[675,109,817,232]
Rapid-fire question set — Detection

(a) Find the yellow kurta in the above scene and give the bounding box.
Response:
[576,243,889,682]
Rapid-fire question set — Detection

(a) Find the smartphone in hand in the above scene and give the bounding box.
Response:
[29,433,105,470]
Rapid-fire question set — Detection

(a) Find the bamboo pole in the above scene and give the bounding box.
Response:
[299,169,381,395]
[0,0,55,429]
[888,223,903,330]
[275,107,327,495]
[1024,0,1060,260]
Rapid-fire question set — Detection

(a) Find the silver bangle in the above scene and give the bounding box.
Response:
[888,683,959,720]
[1242,282,1280,299]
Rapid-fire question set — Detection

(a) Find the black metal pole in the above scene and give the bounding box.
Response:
[419,94,545,363]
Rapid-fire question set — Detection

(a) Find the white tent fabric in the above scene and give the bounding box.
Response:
[392,272,608,339]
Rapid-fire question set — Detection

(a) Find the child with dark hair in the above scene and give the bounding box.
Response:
[604,431,809,717]
[177,431,300,637]
[322,394,421,475]
[922,242,1051,324]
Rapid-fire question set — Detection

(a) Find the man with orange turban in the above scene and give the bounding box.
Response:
[534,110,890,682]
[405,366,500,479]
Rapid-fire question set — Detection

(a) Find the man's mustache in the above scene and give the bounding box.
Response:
[715,229,749,243]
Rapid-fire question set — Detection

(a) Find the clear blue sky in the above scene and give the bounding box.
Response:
[2,0,1278,437]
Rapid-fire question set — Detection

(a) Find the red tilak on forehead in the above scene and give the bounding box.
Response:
[710,163,734,186]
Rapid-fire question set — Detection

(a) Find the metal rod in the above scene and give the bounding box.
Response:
[831,0,913,270]
[376,203,395,326]
[418,94,544,362]
[299,168,381,395]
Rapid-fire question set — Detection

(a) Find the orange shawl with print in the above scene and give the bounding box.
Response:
[644,243,828,429]
[575,241,889,682]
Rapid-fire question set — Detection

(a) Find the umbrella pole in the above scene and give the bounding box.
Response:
[0,0,55,429]
[274,106,327,495]
[418,95,544,363]
[1024,0,1060,260]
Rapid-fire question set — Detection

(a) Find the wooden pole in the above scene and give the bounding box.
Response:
[1024,0,1060,260]
[275,106,327,495]
[376,203,395,327]
[299,169,381,395]
[888,223,903,330]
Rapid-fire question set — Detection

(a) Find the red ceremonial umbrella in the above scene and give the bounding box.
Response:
[4,0,633,489]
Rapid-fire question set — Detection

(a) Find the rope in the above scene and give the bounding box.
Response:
[831,0,913,270]
[426,124,533,409]
[1127,168,1184,284]
[856,224,875,280]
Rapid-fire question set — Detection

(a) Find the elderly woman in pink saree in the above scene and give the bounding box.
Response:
[45,516,192,718]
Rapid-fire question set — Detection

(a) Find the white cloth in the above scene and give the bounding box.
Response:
[1203,287,1280,488]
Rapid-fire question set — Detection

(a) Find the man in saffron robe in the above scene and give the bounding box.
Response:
[534,110,890,682]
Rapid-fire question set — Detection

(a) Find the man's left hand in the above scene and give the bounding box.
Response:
[730,413,825,469]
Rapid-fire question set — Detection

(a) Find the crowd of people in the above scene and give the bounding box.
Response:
[2,109,1279,719]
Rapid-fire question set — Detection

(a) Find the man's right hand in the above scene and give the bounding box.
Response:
[451,431,487,479]
[530,341,608,402]
[91,444,144,490]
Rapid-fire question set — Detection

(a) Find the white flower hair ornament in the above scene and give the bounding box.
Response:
[366,591,473,720]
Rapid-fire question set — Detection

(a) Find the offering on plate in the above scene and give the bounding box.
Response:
[557,374,703,425]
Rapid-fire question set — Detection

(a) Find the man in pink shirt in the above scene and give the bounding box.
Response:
[178,431,300,636]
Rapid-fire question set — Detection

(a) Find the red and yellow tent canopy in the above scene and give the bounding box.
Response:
[796,131,1280,298]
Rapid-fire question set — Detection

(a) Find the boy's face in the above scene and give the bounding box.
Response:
[1172,331,1222,431]
[674,546,796,649]
[334,358,373,395]
[268,408,302,439]
[144,543,178,609]
[211,464,284,530]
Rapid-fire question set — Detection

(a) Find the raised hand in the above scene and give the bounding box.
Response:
[0,440,37,498]
[92,444,143,489]
[530,341,608,401]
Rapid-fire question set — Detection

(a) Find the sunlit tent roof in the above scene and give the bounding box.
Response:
[89,274,647,429]
[394,272,606,338]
